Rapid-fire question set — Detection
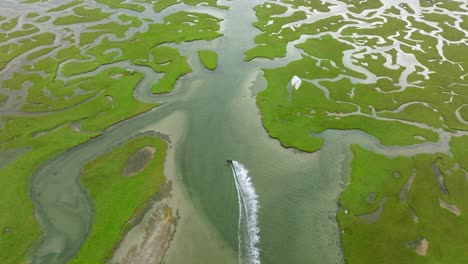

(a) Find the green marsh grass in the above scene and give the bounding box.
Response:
[71,136,167,263]
[198,50,218,70]
[338,145,468,263]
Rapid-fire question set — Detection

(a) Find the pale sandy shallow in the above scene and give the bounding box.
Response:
[439,199,461,216]
[416,239,429,256]
[109,198,176,264]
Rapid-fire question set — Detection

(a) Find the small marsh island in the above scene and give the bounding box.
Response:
[0,0,467,263]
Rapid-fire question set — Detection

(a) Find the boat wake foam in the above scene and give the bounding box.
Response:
[230,160,261,264]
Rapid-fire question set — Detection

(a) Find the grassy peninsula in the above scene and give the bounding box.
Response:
[71,135,167,263]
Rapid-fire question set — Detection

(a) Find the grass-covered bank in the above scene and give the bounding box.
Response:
[70,135,168,263]
[338,145,468,263]
[256,62,439,152]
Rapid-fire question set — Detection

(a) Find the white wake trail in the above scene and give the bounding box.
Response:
[230,160,261,264]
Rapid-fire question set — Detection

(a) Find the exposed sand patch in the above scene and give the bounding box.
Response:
[400,172,416,202]
[122,146,156,177]
[409,207,419,223]
[31,125,62,138]
[110,73,123,79]
[69,122,81,133]
[69,122,96,135]
[439,199,461,216]
[414,135,426,141]
[416,238,429,256]
[106,95,114,109]
[110,200,176,264]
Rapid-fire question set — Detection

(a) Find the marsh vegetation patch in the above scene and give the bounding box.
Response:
[338,145,468,263]
[0,0,224,262]
[198,50,218,70]
[249,0,468,262]
[75,136,168,263]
